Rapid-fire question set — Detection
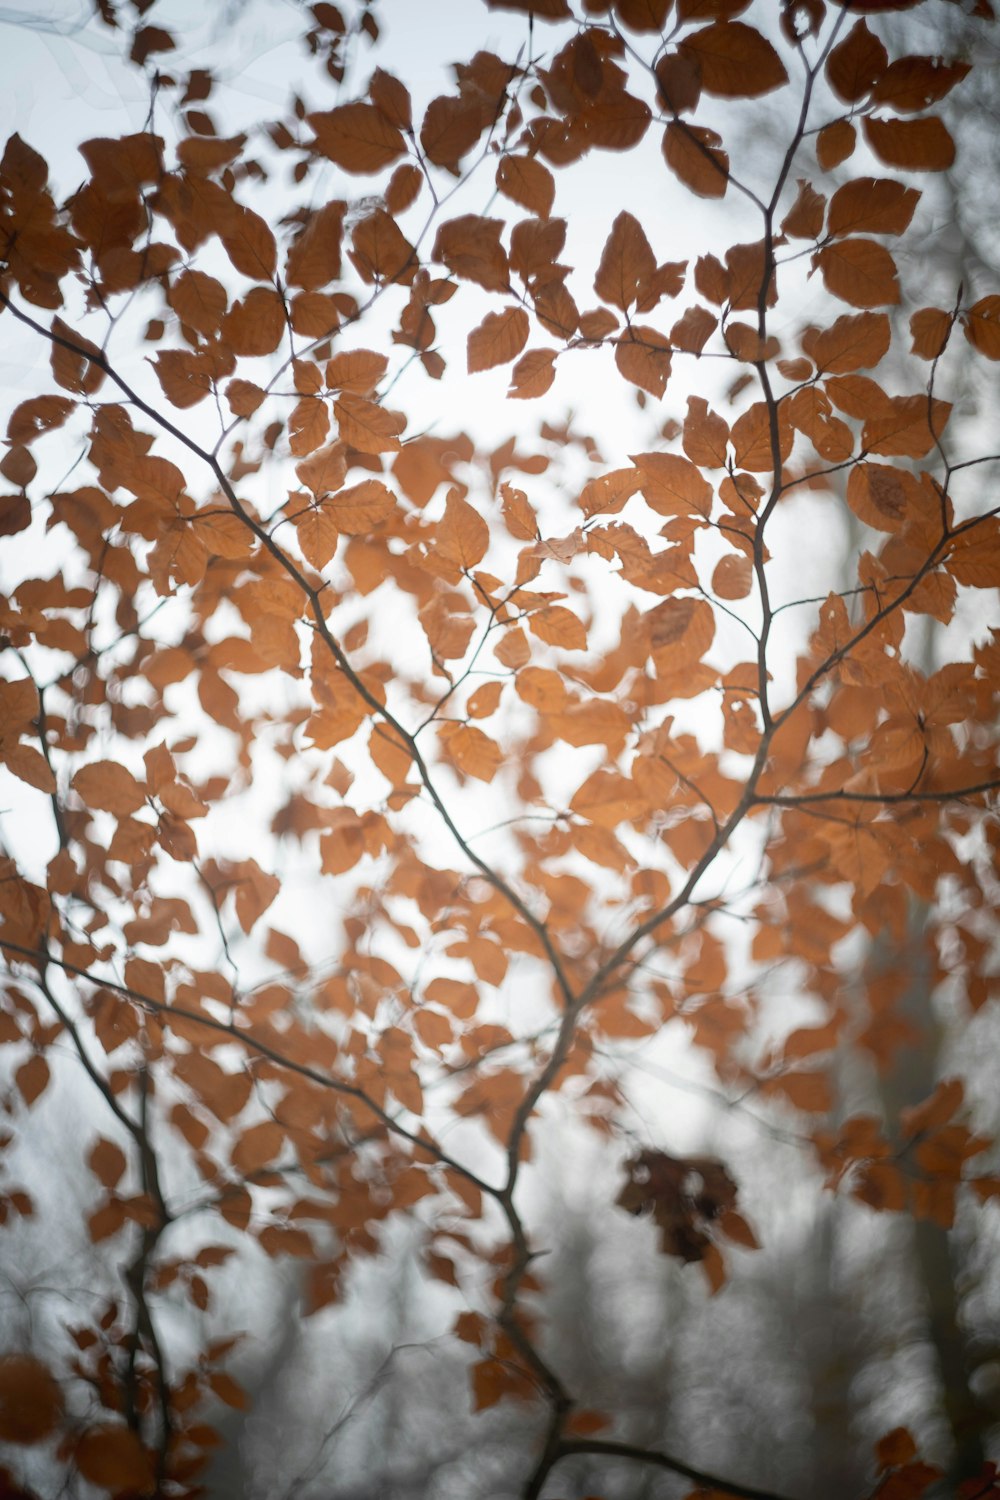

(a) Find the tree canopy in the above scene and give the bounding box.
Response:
[1,0,999,1496]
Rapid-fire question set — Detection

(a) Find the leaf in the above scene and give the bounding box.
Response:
[731,401,793,472]
[815,240,900,309]
[801,311,890,373]
[633,452,712,518]
[369,68,412,131]
[872,57,970,115]
[0,1354,63,1443]
[863,115,955,173]
[646,596,715,666]
[16,1054,49,1107]
[88,1137,127,1190]
[75,1425,154,1490]
[712,553,752,599]
[964,297,1000,360]
[220,207,277,280]
[910,307,952,360]
[528,605,587,650]
[432,216,509,291]
[168,269,228,334]
[467,307,530,373]
[231,1120,285,1173]
[328,479,397,533]
[846,463,913,531]
[436,492,490,568]
[679,22,788,99]
[826,20,887,103]
[308,103,406,172]
[496,155,555,218]
[508,348,557,400]
[233,859,280,935]
[826,178,919,238]
[334,393,405,453]
[72,760,146,817]
[285,200,345,289]
[439,724,502,783]
[594,211,656,311]
[420,96,483,171]
[662,123,729,198]
[614,325,672,397]
[816,119,856,171]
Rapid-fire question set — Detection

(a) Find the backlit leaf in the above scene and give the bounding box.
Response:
[863,115,955,173]
[308,103,406,172]
[680,22,788,99]
[467,306,530,373]
[662,122,729,198]
[815,239,900,308]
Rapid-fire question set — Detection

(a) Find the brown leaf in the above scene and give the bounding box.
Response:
[594,210,656,311]
[826,19,887,103]
[680,22,788,99]
[801,311,890,372]
[662,122,729,198]
[508,348,557,400]
[308,102,406,172]
[815,239,900,308]
[76,1425,154,1490]
[614,325,672,396]
[827,177,919,238]
[712,553,752,599]
[0,1355,63,1443]
[863,115,955,173]
[816,119,856,171]
[432,216,508,291]
[467,306,530,373]
[964,296,1000,359]
[496,155,555,218]
[72,760,146,817]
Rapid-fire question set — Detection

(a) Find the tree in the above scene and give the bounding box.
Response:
[1,0,999,1496]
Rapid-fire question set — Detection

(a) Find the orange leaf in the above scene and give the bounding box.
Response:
[816,119,856,171]
[325,480,395,534]
[909,307,952,360]
[633,452,711,518]
[508,348,557,400]
[334,393,405,453]
[432,216,508,291]
[439,724,502,783]
[437,492,489,568]
[528,604,587,651]
[233,859,279,935]
[594,210,655,312]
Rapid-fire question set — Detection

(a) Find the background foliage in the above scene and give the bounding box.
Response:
[1,0,999,1496]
